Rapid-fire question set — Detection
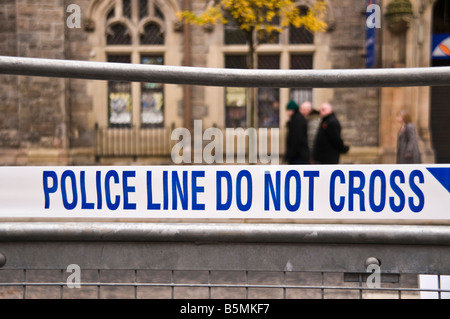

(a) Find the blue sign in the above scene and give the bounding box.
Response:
[365,0,377,68]
[432,34,450,59]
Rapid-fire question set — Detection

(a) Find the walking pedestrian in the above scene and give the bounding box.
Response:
[396,109,421,164]
[284,100,310,164]
[300,101,320,154]
[312,102,350,164]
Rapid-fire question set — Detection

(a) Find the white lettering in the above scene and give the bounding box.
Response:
[366,4,381,29]
[66,4,81,29]
[66,264,81,288]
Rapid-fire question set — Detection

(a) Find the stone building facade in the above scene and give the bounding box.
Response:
[0,0,447,166]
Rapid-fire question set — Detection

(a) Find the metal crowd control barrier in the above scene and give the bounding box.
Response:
[2,56,450,87]
[0,56,450,299]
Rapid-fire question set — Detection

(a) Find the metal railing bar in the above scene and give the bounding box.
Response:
[0,222,449,245]
[2,56,450,88]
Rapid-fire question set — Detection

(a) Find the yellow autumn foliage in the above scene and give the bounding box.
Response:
[177,0,328,33]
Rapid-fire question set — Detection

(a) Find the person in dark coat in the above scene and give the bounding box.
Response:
[396,110,421,164]
[284,100,310,164]
[313,102,350,164]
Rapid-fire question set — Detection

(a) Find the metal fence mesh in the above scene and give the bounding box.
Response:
[1,269,449,299]
[0,222,449,299]
[0,269,442,299]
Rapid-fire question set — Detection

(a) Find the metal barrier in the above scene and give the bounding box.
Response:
[0,56,450,299]
[0,223,449,299]
[2,56,450,88]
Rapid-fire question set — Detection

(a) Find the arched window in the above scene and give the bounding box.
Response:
[105,0,165,128]
[140,23,164,45]
[107,23,132,45]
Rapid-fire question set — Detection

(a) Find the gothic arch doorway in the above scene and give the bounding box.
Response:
[431,0,450,163]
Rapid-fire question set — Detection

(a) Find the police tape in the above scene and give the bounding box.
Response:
[0,165,449,220]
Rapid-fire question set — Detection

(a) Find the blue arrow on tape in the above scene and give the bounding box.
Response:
[427,167,450,193]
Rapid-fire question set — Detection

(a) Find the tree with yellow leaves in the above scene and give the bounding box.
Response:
[178,0,328,127]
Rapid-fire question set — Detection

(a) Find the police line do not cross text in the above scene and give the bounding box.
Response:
[0,165,448,220]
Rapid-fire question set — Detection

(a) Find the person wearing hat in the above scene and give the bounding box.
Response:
[285,100,310,164]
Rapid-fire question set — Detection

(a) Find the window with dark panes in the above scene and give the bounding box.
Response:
[258,15,280,45]
[122,0,132,19]
[107,55,132,127]
[290,54,313,104]
[258,55,280,128]
[224,12,248,45]
[224,11,281,46]
[139,0,149,19]
[140,23,164,45]
[106,23,132,45]
[289,6,314,44]
[141,56,164,127]
[225,55,248,128]
[106,7,115,21]
[105,0,165,128]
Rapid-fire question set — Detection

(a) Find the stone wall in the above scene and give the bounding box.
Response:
[0,0,69,164]
[327,0,380,160]
[0,0,20,163]
[190,0,209,123]
[65,0,94,164]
